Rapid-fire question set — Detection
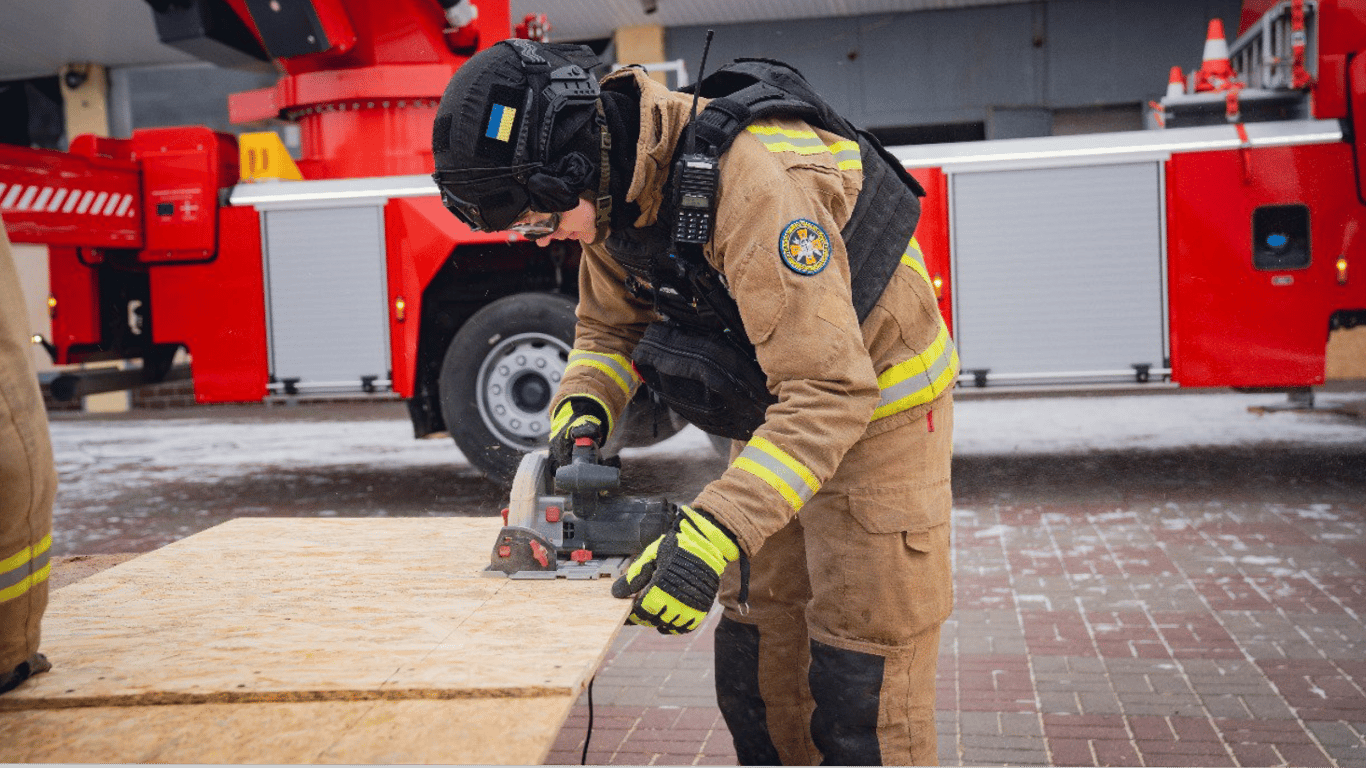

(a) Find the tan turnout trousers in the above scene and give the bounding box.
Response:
[716,398,954,765]
[0,216,56,691]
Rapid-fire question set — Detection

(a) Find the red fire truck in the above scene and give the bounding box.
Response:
[898,0,1364,399]
[1,0,685,484]
[1,0,1362,485]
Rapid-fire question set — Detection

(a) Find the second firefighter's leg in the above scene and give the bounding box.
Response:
[716,516,820,765]
[0,217,57,695]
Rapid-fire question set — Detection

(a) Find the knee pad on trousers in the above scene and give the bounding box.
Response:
[809,639,884,766]
[714,617,783,766]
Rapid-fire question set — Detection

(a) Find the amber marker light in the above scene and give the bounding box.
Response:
[46,294,57,317]
[932,274,944,300]
[1337,257,1348,285]
[394,295,407,322]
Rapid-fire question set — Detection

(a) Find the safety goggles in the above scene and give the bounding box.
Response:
[508,210,561,239]
[432,168,533,232]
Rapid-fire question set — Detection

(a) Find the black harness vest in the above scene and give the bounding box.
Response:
[606,59,926,441]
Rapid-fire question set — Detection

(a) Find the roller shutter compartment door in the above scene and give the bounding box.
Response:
[950,161,1165,382]
[263,206,390,390]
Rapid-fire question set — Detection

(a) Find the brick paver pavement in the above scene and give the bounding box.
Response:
[547,447,1366,766]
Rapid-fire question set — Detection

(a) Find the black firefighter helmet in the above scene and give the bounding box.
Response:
[431,39,604,232]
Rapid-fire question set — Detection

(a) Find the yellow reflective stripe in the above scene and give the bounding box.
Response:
[734,436,820,512]
[566,349,639,397]
[0,533,52,603]
[746,125,821,141]
[0,562,51,604]
[746,125,861,166]
[756,140,830,156]
[873,321,959,421]
[829,140,862,170]
[899,236,932,287]
[0,533,50,575]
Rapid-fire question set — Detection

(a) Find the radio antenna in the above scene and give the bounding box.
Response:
[684,30,714,155]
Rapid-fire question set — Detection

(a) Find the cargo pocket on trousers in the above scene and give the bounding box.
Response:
[846,480,952,553]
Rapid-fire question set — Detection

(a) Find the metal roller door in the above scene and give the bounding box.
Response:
[262,206,390,391]
[950,161,1166,384]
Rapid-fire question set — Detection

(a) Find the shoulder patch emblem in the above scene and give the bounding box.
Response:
[779,218,831,275]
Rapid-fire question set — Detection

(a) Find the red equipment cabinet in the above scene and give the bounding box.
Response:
[1167,140,1362,388]
[891,0,1365,394]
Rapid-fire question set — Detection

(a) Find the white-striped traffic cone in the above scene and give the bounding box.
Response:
[1193,19,1238,92]
[1166,66,1185,97]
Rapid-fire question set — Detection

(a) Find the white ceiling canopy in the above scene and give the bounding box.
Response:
[511,0,1031,43]
[0,0,1032,81]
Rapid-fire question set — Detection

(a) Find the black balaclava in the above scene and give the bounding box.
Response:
[599,79,642,232]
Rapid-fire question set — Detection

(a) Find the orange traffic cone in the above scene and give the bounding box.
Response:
[1166,66,1185,97]
[1193,19,1238,92]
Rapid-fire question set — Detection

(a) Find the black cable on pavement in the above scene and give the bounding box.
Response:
[581,675,595,765]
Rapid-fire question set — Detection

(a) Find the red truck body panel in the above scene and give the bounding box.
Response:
[150,205,269,402]
[1167,141,1365,387]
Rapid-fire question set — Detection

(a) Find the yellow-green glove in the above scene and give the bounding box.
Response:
[611,505,740,634]
[549,396,608,466]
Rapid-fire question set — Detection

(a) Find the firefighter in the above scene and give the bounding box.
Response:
[432,40,957,765]
[0,214,56,695]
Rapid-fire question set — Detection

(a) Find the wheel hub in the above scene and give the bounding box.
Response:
[476,332,569,449]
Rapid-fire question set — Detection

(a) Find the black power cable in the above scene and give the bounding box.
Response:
[581,676,595,764]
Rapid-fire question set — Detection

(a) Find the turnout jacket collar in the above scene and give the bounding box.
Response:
[601,68,700,230]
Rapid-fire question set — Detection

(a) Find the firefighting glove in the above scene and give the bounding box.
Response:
[549,396,608,467]
[611,505,741,634]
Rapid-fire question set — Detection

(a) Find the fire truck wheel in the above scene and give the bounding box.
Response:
[439,292,578,485]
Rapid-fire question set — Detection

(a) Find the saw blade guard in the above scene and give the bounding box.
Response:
[489,448,674,573]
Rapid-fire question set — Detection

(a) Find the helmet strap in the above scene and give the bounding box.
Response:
[591,102,613,243]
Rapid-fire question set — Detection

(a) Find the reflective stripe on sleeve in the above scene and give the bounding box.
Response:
[828,140,862,170]
[733,436,821,512]
[566,349,640,398]
[0,533,52,604]
[873,320,959,421]
[900,236,932,287]
[746,126,863,169]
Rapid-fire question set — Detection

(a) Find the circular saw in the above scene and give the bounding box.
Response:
[485,439,674,579]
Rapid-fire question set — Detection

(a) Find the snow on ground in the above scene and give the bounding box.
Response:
[950,390,1364,454]
[48,390,1364,479]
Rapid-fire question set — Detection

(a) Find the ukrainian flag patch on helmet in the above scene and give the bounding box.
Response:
[780,218,831,275]
[485,103,518,142]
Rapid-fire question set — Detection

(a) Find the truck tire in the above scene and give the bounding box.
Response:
[439,292,577,485]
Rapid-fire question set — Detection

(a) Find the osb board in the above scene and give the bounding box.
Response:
[0,517,630,763]
[0,696,575,764]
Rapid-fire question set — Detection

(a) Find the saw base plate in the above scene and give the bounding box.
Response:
[481,556,630,580]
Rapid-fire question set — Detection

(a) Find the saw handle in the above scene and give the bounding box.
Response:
[555,438,620,493]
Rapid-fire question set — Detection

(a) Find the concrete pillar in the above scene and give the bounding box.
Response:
[11,244,52,376]
[614,25,668,85]
[59,63,111,140]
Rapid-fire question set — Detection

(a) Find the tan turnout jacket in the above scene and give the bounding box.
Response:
[551,68,957,555]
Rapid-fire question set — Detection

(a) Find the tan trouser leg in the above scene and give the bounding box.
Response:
[715,400,954,765]
[802,401,955,765]
[0,218,56,680]
[717,517,821,765]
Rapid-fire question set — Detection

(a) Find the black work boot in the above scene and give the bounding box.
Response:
[0,652,52,695]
